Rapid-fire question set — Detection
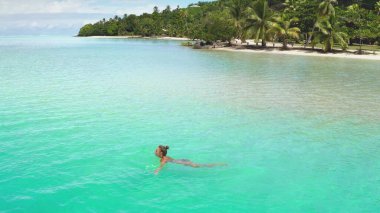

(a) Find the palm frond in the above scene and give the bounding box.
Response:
[289,17,299,25]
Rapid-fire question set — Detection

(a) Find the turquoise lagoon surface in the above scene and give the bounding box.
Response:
[0,36,379,212]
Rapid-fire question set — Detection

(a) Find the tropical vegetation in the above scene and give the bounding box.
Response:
[268,15,301,49]
[78,0,380,52]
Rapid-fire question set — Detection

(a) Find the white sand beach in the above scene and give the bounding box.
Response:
[155,37,190,41]
[88,36,190,41]
[85,36,379,60]
[88,36,142,39]
[215,47,380,61]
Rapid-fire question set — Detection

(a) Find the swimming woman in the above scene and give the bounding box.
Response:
[154,145,226,174]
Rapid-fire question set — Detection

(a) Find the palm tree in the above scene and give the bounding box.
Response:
[318,0,337,18]
[375,1,380,15]
[284,0,295,9]
[284,0,308,12]
[269,15,301,49]
[313,19,348,52]
[226,0,251,40]
[179,9,189,36]
[308,0,337,45]
[246,0,274,47]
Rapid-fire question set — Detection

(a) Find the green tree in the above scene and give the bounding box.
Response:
[269,15,301,48]
[318,0,338,18]
[246,0,275,47]
[105,18,119,36]
[136,15,155,36]
[201,10,237,42]
[313,18,348,52]
[152,6,163,35]
[179,9,190,36]
[375,1,380,14]
[339,3,379,46]
[283,0,318,43]
[78,24,94,36]
[186,6,204,39]
[308,0,338,45]
[225,0,251,40]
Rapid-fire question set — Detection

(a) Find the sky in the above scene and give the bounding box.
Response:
[0,0,197,35]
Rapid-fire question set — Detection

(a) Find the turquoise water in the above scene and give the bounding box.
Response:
[1,36,380,212]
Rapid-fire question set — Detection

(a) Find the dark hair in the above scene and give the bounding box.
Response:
[159,145,169,156]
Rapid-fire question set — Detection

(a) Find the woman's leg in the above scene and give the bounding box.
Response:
[190,163,227,168]
[173,159,227,168]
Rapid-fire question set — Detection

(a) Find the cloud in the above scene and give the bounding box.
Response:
[0,0,196,35]
[0,13,108,35]
[0,0,94,14]
[0,0,193,15]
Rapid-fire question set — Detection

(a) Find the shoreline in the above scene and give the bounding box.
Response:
[213,46,380,61]
[81,36,379,60]
[86,35,190,41]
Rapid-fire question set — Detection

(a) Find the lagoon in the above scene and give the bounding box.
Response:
[0,36,380,212]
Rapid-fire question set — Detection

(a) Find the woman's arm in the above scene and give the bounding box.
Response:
[154,160,167,175]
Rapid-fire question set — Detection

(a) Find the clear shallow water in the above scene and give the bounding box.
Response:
[0,36,380,212]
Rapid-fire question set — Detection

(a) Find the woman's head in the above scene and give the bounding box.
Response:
[155,145,169,158]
